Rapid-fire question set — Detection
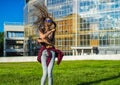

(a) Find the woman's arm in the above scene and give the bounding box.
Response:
[39,29,55,39]
[37,38,54,46]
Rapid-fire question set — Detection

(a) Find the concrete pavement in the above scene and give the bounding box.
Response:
[0,54,120,63]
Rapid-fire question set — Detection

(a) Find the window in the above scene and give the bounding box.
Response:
[58,38,62,46]
[7,31,24,38]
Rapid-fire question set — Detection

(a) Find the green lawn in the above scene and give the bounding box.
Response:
[0,60,120,85]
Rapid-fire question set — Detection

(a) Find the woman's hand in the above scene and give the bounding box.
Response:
[39,29,55,39]
[37,38,48,43]
[37,38,43,43]
[51,28,56,32]
[37,38,54,46]
[42,38,54,46]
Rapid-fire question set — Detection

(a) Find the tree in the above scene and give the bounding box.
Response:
[0,32,4,56]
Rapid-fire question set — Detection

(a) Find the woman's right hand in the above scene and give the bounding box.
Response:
[51,29,56,32]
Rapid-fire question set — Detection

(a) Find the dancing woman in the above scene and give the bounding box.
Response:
[33,3,64,85]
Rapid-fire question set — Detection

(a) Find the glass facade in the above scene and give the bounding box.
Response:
[78,0,120,46]
[24,0,44,56]
[47,0,73,18]
[46,0,120,55]
[24,0,120,56]
[47,0,75,55]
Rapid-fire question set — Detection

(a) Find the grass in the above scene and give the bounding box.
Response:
[0,60,120,85]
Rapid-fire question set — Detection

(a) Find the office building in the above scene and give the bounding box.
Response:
[24,0,44,56]
[4,22,24,56]
[46,0,120,55]
[24,0,120,55]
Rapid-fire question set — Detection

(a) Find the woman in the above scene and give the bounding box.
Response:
[38,17,56,85]
[33,3,63,85]
[37,17,56,47]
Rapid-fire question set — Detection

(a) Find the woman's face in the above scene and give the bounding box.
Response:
[45,18,52,26]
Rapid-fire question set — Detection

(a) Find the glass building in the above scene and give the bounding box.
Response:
[46,0,120,55]
[46,0,74,55]
[24,0,44,56]
[24,0,120,56]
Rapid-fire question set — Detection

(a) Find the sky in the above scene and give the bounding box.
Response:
[0,0,25,32]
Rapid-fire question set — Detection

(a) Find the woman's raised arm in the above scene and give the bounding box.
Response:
[39,29,55,39]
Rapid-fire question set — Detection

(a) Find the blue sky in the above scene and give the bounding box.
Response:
[0,0,25,32]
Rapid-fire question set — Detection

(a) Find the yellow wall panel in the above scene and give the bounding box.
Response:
[90,40,99,46]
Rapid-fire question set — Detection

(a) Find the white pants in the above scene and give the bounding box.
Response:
[41,49,55,85]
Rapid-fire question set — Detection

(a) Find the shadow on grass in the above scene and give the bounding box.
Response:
[77,74,120,85]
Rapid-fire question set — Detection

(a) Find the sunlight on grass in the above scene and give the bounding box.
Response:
[0,60,120,85]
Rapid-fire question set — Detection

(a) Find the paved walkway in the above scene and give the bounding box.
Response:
[0,54,120,62]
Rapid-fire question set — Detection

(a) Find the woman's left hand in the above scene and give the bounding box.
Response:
[51,29,56,32]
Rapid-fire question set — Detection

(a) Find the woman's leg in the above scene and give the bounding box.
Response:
[48,51,55,85]
[41,50,48,85]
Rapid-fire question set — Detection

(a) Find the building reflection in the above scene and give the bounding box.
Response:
[24,0,120,56]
